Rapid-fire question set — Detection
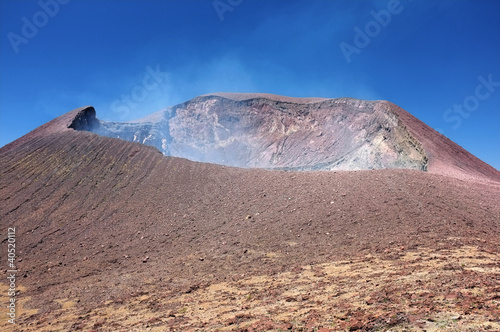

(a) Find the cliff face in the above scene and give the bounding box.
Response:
[77,93,499,181]
[88,94,428,171]
[1,101,499,330]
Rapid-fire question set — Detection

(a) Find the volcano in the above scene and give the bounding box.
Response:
[75,93,499,181]
[1,94,499,331]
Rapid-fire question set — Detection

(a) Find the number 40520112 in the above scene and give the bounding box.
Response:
[7,227,16,267]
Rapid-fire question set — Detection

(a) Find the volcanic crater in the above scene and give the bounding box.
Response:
[0,93,499,331]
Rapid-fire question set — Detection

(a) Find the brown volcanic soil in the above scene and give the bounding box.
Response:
[0,106,499,331]
[108,93,500,182]
[380,101,500,182]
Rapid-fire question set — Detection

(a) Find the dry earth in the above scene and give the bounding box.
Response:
[3,245,499,331]
[0,104,499,331]
[87,94,500,182]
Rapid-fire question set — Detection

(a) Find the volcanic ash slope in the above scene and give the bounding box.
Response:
[0,95,499,330]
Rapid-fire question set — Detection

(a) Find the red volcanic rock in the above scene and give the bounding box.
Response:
[247,319,293,331]
[77,93,499,181]
[377,100,500,182]
[0,96,499,330]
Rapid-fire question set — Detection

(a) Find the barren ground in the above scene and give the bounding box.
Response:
[0,106,499,331]
[2,244,499,331]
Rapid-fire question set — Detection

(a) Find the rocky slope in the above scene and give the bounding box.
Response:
[77,93,500,182]
[0,100,499,331]
[90,94,428,171]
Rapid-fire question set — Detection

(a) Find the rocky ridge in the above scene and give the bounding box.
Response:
[0,97,499,330]
[74,93,500,182]
[88,95,429,171]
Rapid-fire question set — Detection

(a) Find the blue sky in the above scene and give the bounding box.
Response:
[1,0,499,169]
